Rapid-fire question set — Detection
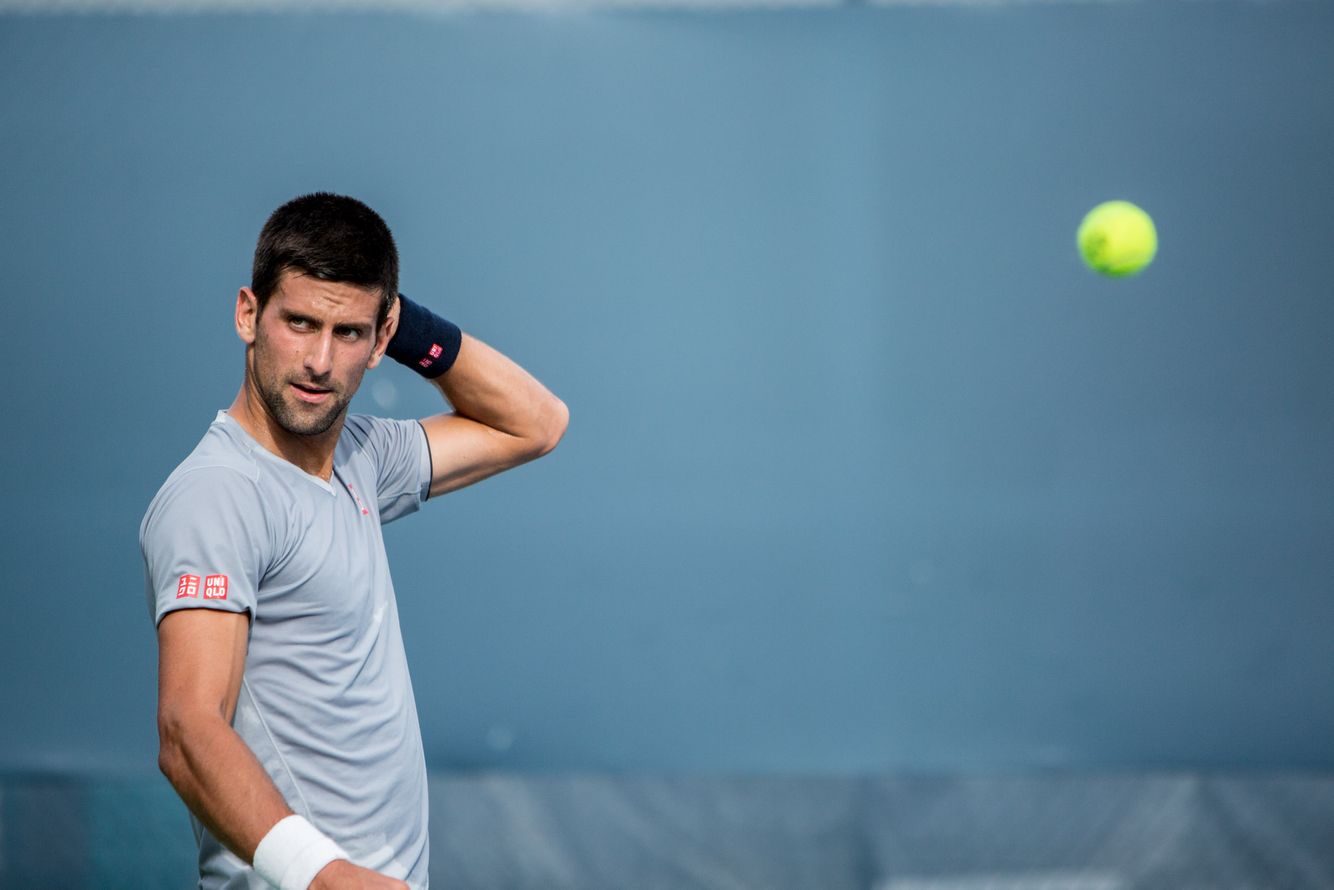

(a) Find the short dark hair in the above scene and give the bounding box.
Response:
[251,192,399,326]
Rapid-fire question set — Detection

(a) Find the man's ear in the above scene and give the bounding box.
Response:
[235,288,259,345]
[366,295,400,370]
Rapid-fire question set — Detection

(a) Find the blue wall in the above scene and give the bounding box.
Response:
[1,2,1332,774]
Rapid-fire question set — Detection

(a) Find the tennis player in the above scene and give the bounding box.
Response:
[140,193,568,890]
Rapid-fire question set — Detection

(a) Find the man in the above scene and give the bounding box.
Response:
[140,193,568,890]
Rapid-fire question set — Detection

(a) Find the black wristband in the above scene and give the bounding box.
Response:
[386,293,463,378]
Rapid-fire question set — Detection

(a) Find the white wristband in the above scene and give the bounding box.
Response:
[253,814,349,890]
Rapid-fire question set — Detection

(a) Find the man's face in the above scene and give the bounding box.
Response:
[239,271,389,438]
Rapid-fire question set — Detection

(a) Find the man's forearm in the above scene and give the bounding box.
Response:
[431,332,567,448]
[159,713,294,863]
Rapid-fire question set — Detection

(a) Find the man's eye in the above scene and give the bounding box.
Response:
[290,318,313,330]
[337,328,362,341]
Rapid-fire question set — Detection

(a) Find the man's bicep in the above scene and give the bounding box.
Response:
[157,608,251,727]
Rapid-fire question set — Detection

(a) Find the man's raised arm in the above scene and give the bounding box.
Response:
[385,294,568,498]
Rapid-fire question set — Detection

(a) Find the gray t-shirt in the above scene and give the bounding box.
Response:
[140,410,434,890]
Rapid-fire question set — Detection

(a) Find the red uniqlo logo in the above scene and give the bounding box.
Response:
[176,574,200,599]
[418,342,443,369]
[203,574,229,600]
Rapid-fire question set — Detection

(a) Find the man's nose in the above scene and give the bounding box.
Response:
[304,332,334,379]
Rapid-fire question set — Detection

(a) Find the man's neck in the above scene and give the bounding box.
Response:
[227,382,342,481]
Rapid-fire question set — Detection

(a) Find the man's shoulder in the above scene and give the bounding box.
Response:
[341,412,413,440]
[338,413,424,459]
[140,415,264,535]
[160,414,260,487]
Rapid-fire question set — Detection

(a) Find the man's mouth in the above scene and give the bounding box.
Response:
[291,382,334,404]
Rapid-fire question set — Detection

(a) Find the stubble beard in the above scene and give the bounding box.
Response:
[251,339,352,438]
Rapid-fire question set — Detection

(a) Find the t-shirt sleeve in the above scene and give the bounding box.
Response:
[140,466,269,628]
[349,415,433,525]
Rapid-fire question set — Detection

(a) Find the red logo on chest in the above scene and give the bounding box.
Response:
[346,483,371,516]
[203,574,229,600]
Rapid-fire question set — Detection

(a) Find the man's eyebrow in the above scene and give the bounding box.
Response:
[280,309,373,330]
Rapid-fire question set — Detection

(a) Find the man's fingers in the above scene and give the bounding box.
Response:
[310,859,409,889]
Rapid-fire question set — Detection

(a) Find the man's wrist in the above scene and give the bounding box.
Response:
[253,814,349,890]
[385,293,462,378]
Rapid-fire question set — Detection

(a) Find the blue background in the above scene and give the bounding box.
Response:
[1,2,1332,776]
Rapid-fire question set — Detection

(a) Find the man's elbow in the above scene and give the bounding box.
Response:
[157,716,187,786]
[533,396,569,458]
[156,707,214,787]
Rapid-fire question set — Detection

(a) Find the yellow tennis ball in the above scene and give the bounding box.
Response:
[1077,200,1158,277]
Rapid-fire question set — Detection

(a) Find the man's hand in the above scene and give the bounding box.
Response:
[310,859,409,890]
